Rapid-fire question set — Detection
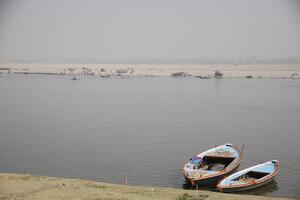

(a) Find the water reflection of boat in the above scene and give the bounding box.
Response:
[182,144,243,187]
[217,160,279,192]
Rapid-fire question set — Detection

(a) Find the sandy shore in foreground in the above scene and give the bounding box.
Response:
[1,63,300,78]
[0,173,292,200]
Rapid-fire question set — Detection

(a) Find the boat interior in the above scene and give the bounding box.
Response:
[191,156,235,171]
[204,156,234,170]
[233,171,270,183]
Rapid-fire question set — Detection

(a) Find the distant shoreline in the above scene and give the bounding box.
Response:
[0,173,293,200]
[1,63,300,78]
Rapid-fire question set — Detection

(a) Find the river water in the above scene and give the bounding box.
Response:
[0,74,299,198]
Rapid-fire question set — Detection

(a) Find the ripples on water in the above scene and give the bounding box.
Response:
[0,74,299,198]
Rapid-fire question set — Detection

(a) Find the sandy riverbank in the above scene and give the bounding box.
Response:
[0,173,292,200]
[1,63,300,78]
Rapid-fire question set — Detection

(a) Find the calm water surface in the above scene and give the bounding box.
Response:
[0,74,299,198]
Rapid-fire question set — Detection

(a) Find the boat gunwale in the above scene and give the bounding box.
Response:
[216,161,280,190]
[182,144,244,182]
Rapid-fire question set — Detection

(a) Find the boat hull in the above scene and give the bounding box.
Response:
[218,177,275,192]
[217,160,280,193]
[184,163,241,187]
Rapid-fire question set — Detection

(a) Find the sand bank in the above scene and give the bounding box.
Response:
[1,63,300,78]
[0,173,292,200]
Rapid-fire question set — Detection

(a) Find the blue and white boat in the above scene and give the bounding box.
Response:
[217,160,280,192]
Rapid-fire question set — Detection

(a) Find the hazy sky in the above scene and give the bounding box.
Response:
[0,0,299,62]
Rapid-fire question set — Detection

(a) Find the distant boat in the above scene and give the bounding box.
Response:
[214,70,223,78]
[72,77,78,80]
[100,74,111,78]
[116,69,128,74]
[195,75,211,79]
[182,144,243,187]
[171,72,186,77]
[246,75,253,78]
[291,73,300,79]
[217,160,279,192]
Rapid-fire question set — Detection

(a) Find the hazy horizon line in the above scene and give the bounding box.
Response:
[1,56,300,65]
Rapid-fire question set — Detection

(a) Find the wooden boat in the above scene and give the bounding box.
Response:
[217,160,279,192]
[182,144,243,187]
